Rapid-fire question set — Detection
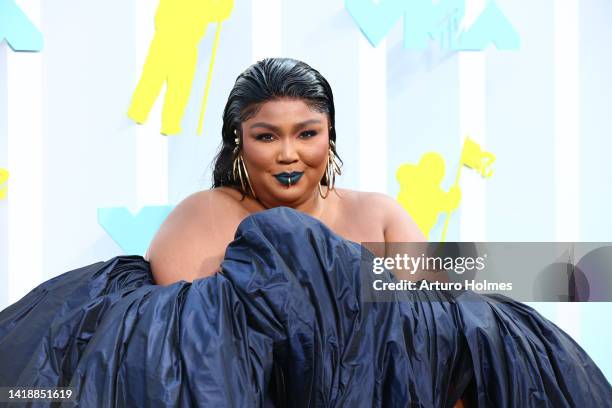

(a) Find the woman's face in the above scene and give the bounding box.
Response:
[240,98,330,207]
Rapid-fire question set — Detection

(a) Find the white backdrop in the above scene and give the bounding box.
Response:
[1,0,611,380]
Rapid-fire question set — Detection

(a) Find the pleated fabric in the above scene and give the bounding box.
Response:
[0,207,610,407]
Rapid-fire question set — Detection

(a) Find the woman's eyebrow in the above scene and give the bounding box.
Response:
[249,119,322,132]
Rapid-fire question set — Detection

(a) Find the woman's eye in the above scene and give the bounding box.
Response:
[299,130,317,139]
[255,133,275,141]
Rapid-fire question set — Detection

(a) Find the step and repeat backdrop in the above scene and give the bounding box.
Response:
[1,0,611,380]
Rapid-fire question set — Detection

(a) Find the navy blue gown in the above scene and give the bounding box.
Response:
[0,207,610,407]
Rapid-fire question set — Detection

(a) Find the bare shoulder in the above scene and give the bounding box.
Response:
[336,189,425,243]
[145,188,250,286]
[148,188,249,247]
[335,188,395,217]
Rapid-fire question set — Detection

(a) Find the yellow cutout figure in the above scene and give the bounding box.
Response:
[439,137,495,241]
[396,152,461,239]
[460,137,496,178]
[0,168,9,200]
[396,137,495,241]
[128,0,234,135]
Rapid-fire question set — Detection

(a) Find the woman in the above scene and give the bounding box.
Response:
[0,58,610,408]
[146,57,425,286]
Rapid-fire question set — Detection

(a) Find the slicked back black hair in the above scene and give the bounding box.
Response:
[211,58,341,190]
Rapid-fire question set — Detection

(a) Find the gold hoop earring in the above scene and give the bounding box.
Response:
[232,154,257,198]
[319,143,342,199]
[318,183,330,199]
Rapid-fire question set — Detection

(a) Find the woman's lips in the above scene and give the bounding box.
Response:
[274,171,304,186]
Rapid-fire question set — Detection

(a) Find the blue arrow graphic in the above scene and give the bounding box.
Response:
[0,0,43,52]
[97,206,174,256]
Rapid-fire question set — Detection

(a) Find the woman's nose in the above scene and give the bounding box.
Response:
[278,139,299,163]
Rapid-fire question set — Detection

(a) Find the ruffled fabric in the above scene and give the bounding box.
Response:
[0,207,610,407]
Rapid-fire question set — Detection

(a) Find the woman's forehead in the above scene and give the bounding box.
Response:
[245,99,327,124]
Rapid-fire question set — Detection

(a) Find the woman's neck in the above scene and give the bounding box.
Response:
[252,188,328,220]
[218,186,333,221]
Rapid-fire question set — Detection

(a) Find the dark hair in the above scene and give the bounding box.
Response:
[211,58,342,191]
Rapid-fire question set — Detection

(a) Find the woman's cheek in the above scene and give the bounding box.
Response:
[301,142,329,168]
[245,144,276,170]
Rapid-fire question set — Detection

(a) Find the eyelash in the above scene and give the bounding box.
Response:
[254,131,318,141]
[300,130,318,139]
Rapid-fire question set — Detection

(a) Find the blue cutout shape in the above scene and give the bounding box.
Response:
[344,0,406,47]
[403,0,465,49]
[345,0,519,51]
[456,1,520,50]
[98,206,174,256]
[0,0,43,52]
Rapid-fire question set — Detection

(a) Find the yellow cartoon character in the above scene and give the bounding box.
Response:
[128,0,234,135]
[460,137,495,178]
[0,168,9,200]
[439,137,495,240]
[396,152,461,239]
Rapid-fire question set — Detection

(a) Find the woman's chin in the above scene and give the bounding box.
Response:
[267,183,309,203]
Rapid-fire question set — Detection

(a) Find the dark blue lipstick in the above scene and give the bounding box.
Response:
[274,171,304,186]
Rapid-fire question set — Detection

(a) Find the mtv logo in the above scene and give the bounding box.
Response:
[345,0,520,51]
